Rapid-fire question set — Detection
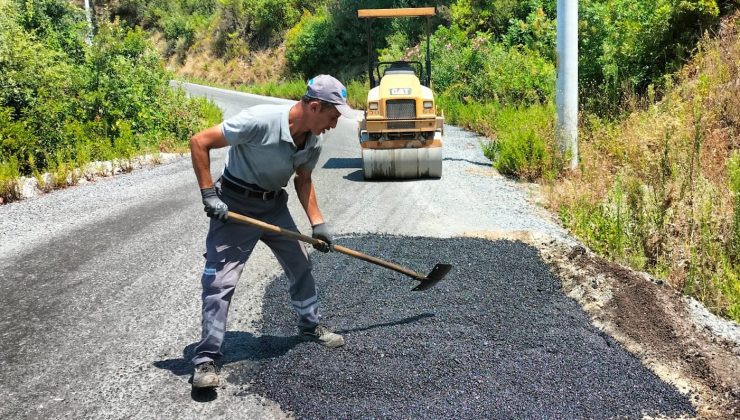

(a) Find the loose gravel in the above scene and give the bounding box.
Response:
[224,236,695,419]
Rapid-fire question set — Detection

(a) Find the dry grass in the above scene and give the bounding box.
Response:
[156,29,289,87]
[549,11,740,321]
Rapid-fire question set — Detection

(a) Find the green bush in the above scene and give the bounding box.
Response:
[110,0,216,61]
[0,155,21,203]
[502,5,556,61]
[211,0,250,59]
[248,0,299,46]
[285,0,440,79]
[451,0,546,37]
[212,0,300,59]
[345,79,368,109]
[558,173,646,262]
[447,0,720,114]
[437,95,497,134]
[285,9,337,78]
[16,0,88,61]
[113,0,217,30]
[489,103,560,181]
[579,0,720,112]
[728,151,740,262]
[242,77,368,109]
[431,25,555,106]
[160,13,205,59]
[244,78,306,99]
[0,1,222,202]
[0,4,84,173]
[436,96,560,182]
[85,21,171,135]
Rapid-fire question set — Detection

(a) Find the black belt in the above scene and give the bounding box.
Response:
[220,177,279,200]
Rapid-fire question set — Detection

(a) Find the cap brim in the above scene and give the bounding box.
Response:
[334,103,354,118]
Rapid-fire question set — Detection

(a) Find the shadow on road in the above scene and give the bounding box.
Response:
[442,157,491,167]
[337,313,434,334]
[190,387,218,403]
[322,157,362,169]
[342,169,365,181]
[153,331,304,402]
[152,331,303,378]
[153,313,432,378]
[342,169,445,183]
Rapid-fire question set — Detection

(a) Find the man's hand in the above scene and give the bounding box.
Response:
[311,223,334,253]
[201,187,228,221]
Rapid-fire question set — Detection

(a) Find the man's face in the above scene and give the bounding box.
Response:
[308,101,341,136]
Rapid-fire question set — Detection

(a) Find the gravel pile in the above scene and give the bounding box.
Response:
[227,236,694,419]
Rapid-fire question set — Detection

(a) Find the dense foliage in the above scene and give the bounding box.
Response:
[430,26,555,106]
[578,0,721,112]
[101,0,725,112]
[285,0,451,79]
[0,0,220,201]
[108,0,310,61]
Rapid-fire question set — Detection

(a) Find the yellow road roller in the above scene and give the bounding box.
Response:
[357,7,444,179]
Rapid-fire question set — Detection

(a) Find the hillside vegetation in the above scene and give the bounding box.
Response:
[0,0,221,202]
[552,13,740,321]
[12,0,740,322]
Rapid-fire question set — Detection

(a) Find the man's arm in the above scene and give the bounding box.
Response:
[295,166,333,252]
[294,166,324,225]
[191,125,230,221]
[190,125,229,189]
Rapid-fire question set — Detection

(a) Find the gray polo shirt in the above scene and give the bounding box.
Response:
[220,104,322,191]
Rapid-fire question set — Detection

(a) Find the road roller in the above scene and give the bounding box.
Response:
[357,7,445,179]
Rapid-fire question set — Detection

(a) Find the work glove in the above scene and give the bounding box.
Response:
[311,222,334,253]
[201,187,229,222]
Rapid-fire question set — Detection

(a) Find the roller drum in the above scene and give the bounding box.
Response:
[362,147,442,179]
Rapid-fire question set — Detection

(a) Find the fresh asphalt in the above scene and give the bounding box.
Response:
[0,82,694,418]
[246,237,693,418]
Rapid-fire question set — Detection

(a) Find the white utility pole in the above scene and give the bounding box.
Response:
[84,0,93,45]
[556,0,578,170]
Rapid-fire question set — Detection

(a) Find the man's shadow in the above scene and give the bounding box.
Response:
[153,331,302,401]
[153,313,434,401]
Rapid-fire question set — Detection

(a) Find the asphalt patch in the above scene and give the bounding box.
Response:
[228,236,695,419]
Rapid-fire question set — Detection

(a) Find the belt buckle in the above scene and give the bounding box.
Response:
[262,191,270,200]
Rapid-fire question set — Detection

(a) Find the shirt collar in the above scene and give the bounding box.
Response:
[280,106,319,149]
[279,107,294,144]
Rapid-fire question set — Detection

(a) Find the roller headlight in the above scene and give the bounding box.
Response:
[368,102,379,110]
[423,101,434,109]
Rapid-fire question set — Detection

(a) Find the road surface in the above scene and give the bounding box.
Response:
[0,82,701,419]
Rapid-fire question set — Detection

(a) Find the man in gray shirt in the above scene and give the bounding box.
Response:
[189,75,353,389]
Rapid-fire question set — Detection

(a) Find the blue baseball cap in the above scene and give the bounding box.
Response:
[305,74,353,117]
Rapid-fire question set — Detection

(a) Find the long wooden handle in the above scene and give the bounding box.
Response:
[227,211,322,245]
[226,211,427,281]
[331,244,425,280]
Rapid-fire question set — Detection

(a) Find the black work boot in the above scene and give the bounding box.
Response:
[192,361,219,388]
[299,324,345,348]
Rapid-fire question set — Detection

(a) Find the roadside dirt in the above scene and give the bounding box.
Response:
[533,238,740,419]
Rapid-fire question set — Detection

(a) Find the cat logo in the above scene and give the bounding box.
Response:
[390,88,412,95]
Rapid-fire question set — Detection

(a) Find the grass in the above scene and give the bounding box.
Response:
[548,25,740,322]
[0,156,21,204]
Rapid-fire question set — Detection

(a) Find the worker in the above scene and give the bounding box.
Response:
[188,75,353,389]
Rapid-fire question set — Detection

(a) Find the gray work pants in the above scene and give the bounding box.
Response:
[192,180,319,366]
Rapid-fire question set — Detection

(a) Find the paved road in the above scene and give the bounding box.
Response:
[0,82,693,418]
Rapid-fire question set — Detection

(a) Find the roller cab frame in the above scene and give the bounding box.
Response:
[358,7,444,179]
